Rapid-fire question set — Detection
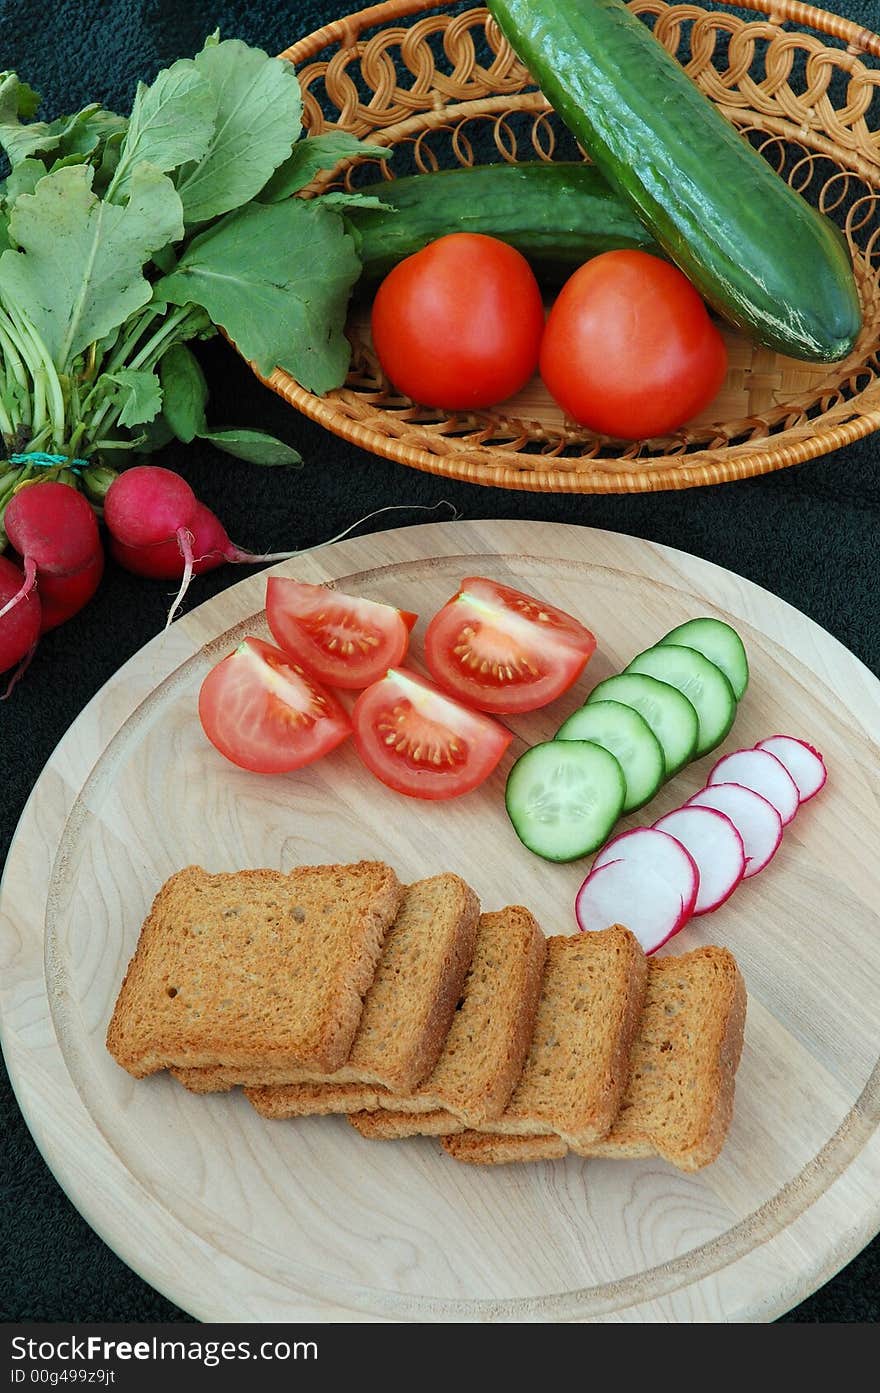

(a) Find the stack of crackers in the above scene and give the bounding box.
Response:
[107,861,746,1170]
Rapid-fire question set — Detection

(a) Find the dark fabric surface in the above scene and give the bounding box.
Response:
[0,0,878,1325]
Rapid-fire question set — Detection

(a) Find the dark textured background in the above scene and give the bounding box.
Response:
[0,0,878,1324]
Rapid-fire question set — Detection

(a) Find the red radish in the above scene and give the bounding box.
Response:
[0,482,101,624]
[653,805,745,915]
[109,501,230,580]
[110,498,361,581]
[37,549,105,632]
[687,782,782,878]
[577,826,699,953]
[103,466,197,549]
[104,465,456,627]
[707,748,799,825]
[0,554,41,674]
[103,466,199,625]
[755,736,826,803]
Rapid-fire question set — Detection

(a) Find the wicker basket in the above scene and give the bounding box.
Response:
[260,0,880,493]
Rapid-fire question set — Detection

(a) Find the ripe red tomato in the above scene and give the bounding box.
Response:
[352,667,512,799]
[370,233,545,409]
[266,577,417,690]
[539,250,728,439]
[424,576,596,714]
[198,636,352,774]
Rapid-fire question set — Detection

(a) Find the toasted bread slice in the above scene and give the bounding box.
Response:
[174,874,479,1095]
[249,1081,390,1118]
[482,926,646,1146]
[443,1131,566,1164]
[349,1109,467,1139]
[445,945,746,1170]
[578,945,746,1171]
[410,905,547,1124]
[253,906,547,1127]
[348,924,644,1142]
[248,1082,452,1119]
[106,862,402,1078]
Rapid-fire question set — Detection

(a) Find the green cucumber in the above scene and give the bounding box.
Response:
[345,161,658,283]
[488,0,861,361]
[625,644,736,758]
[585,671,698,777]
[506,739,626,861]
[556,698,664,812]
[659,617,749,701]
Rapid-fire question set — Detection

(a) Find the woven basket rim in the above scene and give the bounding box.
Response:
[264,0,880,494]
[281,0,880,63]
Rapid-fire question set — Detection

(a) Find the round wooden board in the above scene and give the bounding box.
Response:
[2,520,879,1323]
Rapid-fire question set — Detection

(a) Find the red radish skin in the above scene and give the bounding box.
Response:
[578,826,700,953]
[0,554,41,673]
[5,481,100,573]
[708,747,800,825]
[37,549,105,632]
[0,482,101,624]
[687,782,783,878]
[110,499,328,580]
[110,501,229,580]
[103,466,199,625]
[108,498,452,583]
[756,736,827,803]
[103,466,197,549]
[653,805,745,915]
[105,472,457,628]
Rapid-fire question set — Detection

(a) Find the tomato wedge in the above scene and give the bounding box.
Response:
[352,668,512,799]
[424,576,596,714]
[266,577,417,690]
[199,636,352,774]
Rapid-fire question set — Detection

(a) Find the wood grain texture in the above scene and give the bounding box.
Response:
[1,519,879,1323]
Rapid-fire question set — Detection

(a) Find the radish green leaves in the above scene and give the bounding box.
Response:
[175,39,303,224]
[156,199,360,393]
[0,163,184,365]
[0,33,387,512]
[106,61,217,202]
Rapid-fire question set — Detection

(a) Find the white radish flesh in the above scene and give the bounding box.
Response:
[707,748,799,826]
[755,736,826,803]
[653,805,745,915]
[579,827,699,953]
[687,782,782,878]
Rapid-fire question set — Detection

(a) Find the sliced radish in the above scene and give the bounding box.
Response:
[707,748,799,826]
[687,783,782,878]
[578,827,699,954]
[755,736,826,803]
[652,805,745,915]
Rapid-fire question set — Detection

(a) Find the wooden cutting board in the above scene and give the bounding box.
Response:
[2,519,878,1323]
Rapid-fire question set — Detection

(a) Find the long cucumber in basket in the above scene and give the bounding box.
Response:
[487,0,861,361]
[346,160,659,283]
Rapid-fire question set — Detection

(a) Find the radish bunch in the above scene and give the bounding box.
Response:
[0,482,105,684]
[576,735,826,954]
[0,471,230,679]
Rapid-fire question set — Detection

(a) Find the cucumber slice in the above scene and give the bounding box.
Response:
[625,644,736,757]
[556,699,665,813]
[659,617,749,700]
[585,672,698,776]
[505,739,626,862]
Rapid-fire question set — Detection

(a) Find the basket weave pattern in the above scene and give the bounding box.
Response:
[267,0,880,492]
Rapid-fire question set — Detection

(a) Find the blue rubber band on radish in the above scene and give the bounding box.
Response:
[9,451,90,474]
